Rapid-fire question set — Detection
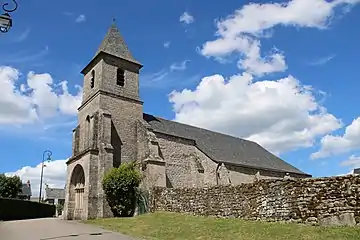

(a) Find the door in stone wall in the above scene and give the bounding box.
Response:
[70,164,85,220]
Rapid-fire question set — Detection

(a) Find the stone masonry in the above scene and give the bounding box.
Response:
[63,23,144,220]
[151,174,360,226]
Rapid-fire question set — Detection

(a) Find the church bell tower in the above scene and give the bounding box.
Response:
[63,22,143,220]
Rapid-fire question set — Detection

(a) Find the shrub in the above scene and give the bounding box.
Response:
[0,198,56,221]
[135,188,150,215]
[0,174,22,198]
[102,162,142,217]
[56,202,64,216]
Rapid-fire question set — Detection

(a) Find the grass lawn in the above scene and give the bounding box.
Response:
[85,212,360,240]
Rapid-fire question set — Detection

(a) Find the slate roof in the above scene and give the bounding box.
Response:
[143,113,310,176]
[19,184,31,197]
[94,23,141,65]
[45,188,65,200]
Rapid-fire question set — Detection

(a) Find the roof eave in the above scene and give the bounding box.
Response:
[218,160,311,177]
[81,51,143,76]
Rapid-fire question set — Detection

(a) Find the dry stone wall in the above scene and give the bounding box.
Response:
[150,175,360,226]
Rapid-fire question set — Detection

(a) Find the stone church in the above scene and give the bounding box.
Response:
[63,23,311,220]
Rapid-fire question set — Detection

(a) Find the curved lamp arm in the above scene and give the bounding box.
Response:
[2,0,18,13]
[43,150,53,161]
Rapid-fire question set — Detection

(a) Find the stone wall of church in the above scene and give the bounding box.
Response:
[100,94,143,164]
[155,133,218,188]
[151,175,360,226]
[155,132,296,188]
[77,95,101,153]
[226,165,302,185]
[82,60,103,102]
[101,55,141,100]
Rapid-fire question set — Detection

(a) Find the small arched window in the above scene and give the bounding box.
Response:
[90,70,95,89]
[86,115,91,148]
[117,68,125,87]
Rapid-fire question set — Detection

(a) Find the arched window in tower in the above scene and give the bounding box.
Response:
[117,68,125,87]
[86,115,91,148]
[90,70,95,89]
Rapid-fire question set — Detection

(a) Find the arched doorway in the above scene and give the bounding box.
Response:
[70,164,85,220]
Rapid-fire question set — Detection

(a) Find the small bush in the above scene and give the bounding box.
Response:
[136,188,150,215]
[102,162,142,217]
[56,203,64,216]
[0,198,56,221]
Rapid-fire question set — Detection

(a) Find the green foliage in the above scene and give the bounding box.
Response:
[56,202,64,215]
[0,174,22,198]
[102,162,142,217]
[0,198,56,221]
[136,188,150,215]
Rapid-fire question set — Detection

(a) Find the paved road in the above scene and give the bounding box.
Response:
[0,218,136,240]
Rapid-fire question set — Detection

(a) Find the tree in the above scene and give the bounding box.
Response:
[102,162,142,217]
[0,174,22,199]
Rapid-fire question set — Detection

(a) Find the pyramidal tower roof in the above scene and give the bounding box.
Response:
[94,22,140,65]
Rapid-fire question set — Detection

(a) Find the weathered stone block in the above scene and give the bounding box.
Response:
[319,213,356,226]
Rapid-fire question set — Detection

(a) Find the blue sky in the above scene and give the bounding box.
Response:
[1,0,360,195]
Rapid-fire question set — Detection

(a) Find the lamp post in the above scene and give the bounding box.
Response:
[39,150,52,202]
[0,0,18,33]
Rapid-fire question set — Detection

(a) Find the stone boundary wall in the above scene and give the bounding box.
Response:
[150,175,360,226]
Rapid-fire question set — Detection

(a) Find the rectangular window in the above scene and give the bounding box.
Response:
[117,68,125,87]
[90,70,95,89]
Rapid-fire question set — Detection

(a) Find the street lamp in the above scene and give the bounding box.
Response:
[0,0,18,33]
[39,150,52,202]
[0,13,11,33]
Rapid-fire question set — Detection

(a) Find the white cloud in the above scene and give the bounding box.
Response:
[169,73,342,154]
[336,170,355,176]
[27,71,59,118]
[164,42,171,48]
[58,81,82,115]
[340,155,360,169]
[311,117,360,159]
[141,68,200,89]
[142,59,198,88]
[0,66,82,126]
[200,0,359,76]
[141,69,170,88]
[63,11,74,16]
[5,159,67,197]
[307,54,336,66]
[170,60,190,72]
[2,46,49,64]
[238,44,287,76]
[75,14,86,23]
[180,12,194,24]
[14,28,31,43]
[0,66,38,124]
